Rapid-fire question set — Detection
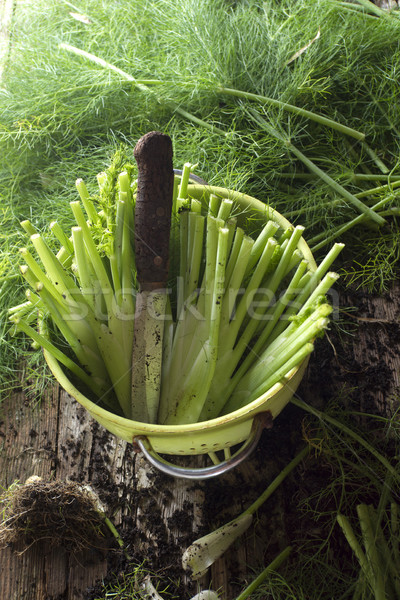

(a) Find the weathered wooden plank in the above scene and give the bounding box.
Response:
[1,546,47,600]
[0,380,59,486]
[0,375,274,599]
[0,380,60,600]
[207,449,288,599]
[349,288,400,418]
[0,380,211,598]
[1,281,399,599]
[0,386,110,599]
[301,282,400,423]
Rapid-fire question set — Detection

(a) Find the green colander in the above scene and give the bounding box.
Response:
[44,184,317,479]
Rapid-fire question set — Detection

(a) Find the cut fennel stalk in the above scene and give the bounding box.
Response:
[9,151,341,425]
[182,445,308,578]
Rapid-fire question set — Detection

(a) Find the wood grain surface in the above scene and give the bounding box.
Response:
[1,283,399,599]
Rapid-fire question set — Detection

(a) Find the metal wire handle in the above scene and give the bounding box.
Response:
[173,169,208,186]
[133,413,272,480]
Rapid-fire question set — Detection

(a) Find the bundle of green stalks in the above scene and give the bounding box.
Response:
[337,502,400,599]
[2,0,400,396]
[8,155,339,424]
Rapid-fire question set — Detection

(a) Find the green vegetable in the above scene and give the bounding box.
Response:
[233,546,292,600]
[2,0,400,399]
[337,502,400,600]
[9,150,341,424]
[182,445,308,578]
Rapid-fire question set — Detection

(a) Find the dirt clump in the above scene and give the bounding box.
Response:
[0,478,109,555]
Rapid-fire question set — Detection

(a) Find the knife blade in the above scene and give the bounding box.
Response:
[130,131,174,423]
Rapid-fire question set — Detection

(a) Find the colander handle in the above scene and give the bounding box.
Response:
[173,169,208,186]
[132,412,272,480]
